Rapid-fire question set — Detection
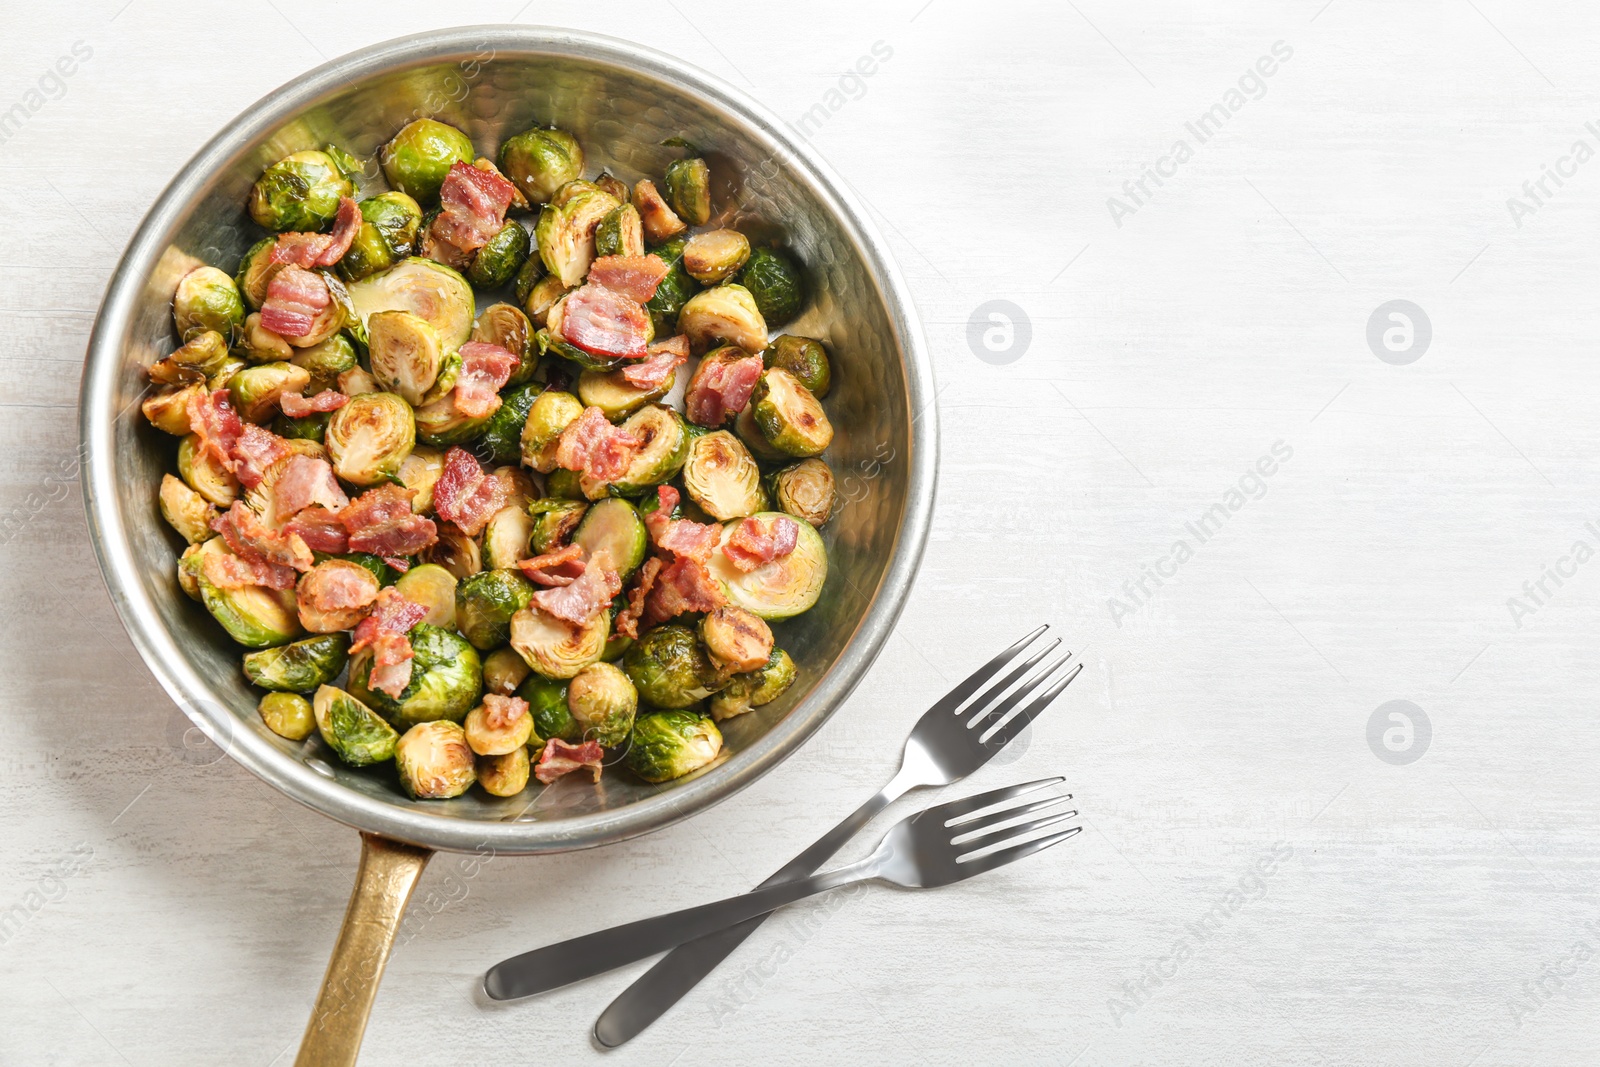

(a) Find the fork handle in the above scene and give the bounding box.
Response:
[483,857,876,1000]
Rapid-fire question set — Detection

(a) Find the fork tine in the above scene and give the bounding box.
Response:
[925,776,1065,824]
[957,638,1062,722]
[981,662,1085,747]
[925,625,1050,719]
[955,805,1079,848]
[967,652,1073,733]
[947,789,1075,830]
[956,826,1083,876]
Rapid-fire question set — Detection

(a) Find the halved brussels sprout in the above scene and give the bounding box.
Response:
[259,691,316,740]
[236,237,286,310]
[535,186,621,287]
[464,697,534,756]
[395,720,476,798]
[478,748,530,797]
[537,325,634,374]
[483,646,532,696]
[313,685,399,766]
[393,563,458,629]
[420,524,482,579]
[699,606,774,675]
[567,661,637,747]
[523,274,570,327]
[326,391,415,485]
[595,203,646,258]
[678,284,766,355]
[571,498,648,580]
[576,365,673,423]
[626,710,723,783]
[150,329,232,385]
[289,332,359,393]
[367,310,444,405]
[338,191,424,282]
[236,313,293,365]
[338,367,379,396]
[510,605,609,679]
[662,157,711,226]
[763,334,830,398]
[353,624,483,729]
[606,404,691,497]
[623,625,724,709]
[177,434,240,506]
[513,254,546,307]
[737,247,806,327]
[273,409,332,443]
[243,633,351,692]
[763,457,835,528]
[709,647,797,721]
[683,430,764,521]
[708,513,827,620]
[159,473,216,544]
[528,498,587,554]
[632,179,686,244]
[382,118,474,202]
[499,126,584,206]
[543,469,585,500]
[520,389,584,472]
[249,150,354,232]
[516,674,577,743]
[481,506,535,572]
[750,368,832,457]
[640,235,698,337]
[177,544,203,600]
[174,266,245,342]
[494,465,537,511]
[731,405,785,463]
[414,394,490,448]
[683,230,750,285]
[473,303,535,385]
[476,382,539,467]
[595,172,630,202]
[185,538,303,648]
[228,361,312,423]
[143,384,203,436]
[467,221,531,289]
[455,569,535,650]
[396,444,444,512]
[347,257,475,349]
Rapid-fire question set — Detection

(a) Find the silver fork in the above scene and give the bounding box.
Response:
[484,777,1080,1000]
[585,624,1078,1043]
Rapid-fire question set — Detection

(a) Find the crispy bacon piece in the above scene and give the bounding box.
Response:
[430,162,517,257]
[642,556,725,628]
[351,587,430,698]
[723,514,800,572]
[197,549,297,591]
[622,335,690,390]
[452,342,519,419]
[230,424,293,490]
[560,284,652,360]
[212,501,314,572]
[615,555,663,640]
[587,254,670,304]
[186,389,243,467]
[259,267,332,339]
[269,197,361,268]
[340,484,439,556]
[432,447,509,537]
[530,548,620,625]
[643,485,720,564]
[278,389,349,418]
[283,505,348,553]
[383,556,411,573]
[296,560,380,624]
[517,543,587,587]
[534,738,605,785]
[685,354,764,427]
[483,694,529,731]
[553,407,642,484]
[271,454,348,519]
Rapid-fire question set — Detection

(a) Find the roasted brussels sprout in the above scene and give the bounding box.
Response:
[235,313,293,365]
[767,458,835,527]
[515,674,578,743]
[595,172,630,202]
[513,254,546,306]
[353,624,482,729]
[709,513,827,620]
[576,364,673,423]
[236,237,286,310]
[638,235,698,337]
[571,498,648,580]
[395,720,476,798]
[467,221,531,289]
[737,247,806,326]
[150,329,232,385]
[751,367,833,458]
[623,625,723,709]
[483,646,532,696]
[510,605,609,679]
[174,266,245,342]
[177,434,240,506]
[249,149,355,232]
[482,506,535,571]
[159,473,216,544]
[528,498,588,553]
[632,178,686,244]
[678,284,767,355]
[520,389,584,472]
[289,332,359,392]
[382,118,474,202]
[419,523,482,579]
[566,662,638,747]
[339,192,424,282]
[683,230,750,285]
[177,544,203,600]
[523,274,570,327]
[498,126,584,206]
[259,691,316,740]
[273,409,332,442]
[473,303,536,386]
[294,560,379,632]
[455,569,536,650]
[367,310,446,405]
[535,184,621,287]
[142,383,203,436]
[595,203,646,258]
[313,685,399,766]
[347,257,475,349]
[699,606,774,674]
[184,540,303,648]
[327,391,416,486]
[464,697,535,756]
[763,334,830,398]
[606,404,691,497]
[626,710,723,783]
[709,647,797,721]
[243,633,350,692]
[227,361,311,423]
[394,444,443,512]
[414,394,491,448]
[393,563,458,629]
[474,382,537,467]
[662,157,711,226]
[683,430,764,520]
[478,748,530,797]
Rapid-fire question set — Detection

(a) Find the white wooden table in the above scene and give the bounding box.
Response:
[4,1,1597,1062]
